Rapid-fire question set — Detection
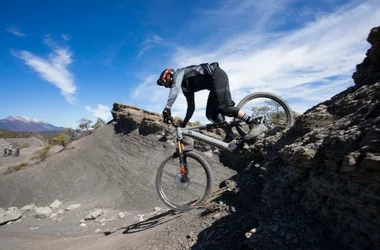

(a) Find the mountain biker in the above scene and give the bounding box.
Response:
[157,62,268,140]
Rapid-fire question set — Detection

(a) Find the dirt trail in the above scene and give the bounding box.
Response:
[0,210,182,250]
[0,137,44,172]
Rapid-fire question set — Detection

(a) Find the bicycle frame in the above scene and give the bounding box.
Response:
[174,120,244,153]
[170,119,247,182]
[169,116,265,179]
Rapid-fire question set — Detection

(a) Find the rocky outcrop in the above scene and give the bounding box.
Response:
[353,26,380,86]
[111,104,166,136]
[240,27,380,249]
[111,103,227,151]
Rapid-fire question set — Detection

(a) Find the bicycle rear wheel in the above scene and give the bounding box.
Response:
[156,151,213,212]
[235,92,294,136]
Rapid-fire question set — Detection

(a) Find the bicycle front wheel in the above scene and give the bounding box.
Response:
[156,151,213,212]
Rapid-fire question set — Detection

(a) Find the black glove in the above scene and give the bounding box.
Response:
[162,107,171,123]
[179,121,187,128]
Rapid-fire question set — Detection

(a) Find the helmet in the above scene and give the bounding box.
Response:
[157,68,174,86]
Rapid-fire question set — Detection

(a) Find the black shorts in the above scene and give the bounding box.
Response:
[206,67,236,122]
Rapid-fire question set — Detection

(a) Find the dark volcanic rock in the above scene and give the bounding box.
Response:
[353,26,380,86]
[242,27,380,249]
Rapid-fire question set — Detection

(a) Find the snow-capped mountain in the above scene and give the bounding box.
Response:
[0,116,63,132]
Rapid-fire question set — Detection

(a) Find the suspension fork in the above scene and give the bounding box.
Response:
[176,138,188,180]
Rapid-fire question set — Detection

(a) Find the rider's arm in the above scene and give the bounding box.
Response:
[183,92,195,123]
[166,68,185,108]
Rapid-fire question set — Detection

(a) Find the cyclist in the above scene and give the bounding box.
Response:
[157,62,268,140]
[15,147,20,156]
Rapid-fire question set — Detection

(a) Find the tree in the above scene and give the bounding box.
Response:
[262,100,282,123]
[250,100,286,125]
[77,118,92,131]
[264,100,281,117]
[91,117,106,130]
[251,105,271,117]
[52,133,69,147]
[62,127,75,138]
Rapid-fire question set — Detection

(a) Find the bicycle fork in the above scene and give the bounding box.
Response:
[176,139,189,183]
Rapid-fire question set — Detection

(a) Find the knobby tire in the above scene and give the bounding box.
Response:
[156,151,213,212]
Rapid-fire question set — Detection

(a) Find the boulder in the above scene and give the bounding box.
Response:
[0,207,22,225]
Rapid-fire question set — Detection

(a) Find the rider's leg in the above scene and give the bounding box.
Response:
[211,67,253,123]
[212,66,268,140]
[205,89,216,122]
[205,88,224,123]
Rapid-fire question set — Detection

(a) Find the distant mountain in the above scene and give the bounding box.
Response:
[0,116,63,132]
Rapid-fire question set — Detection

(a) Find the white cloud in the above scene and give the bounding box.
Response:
[138,34,166,57]
[132,75,169,104]
[85,104,111,121]
[11,36,76,103]
[192,0,288,33]
[6,26,26,37]
[61,33,71,41]
[132,1,380,123]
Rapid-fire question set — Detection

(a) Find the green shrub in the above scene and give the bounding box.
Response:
[11,142,31,149]
[29,144,52,161]
[52,133,69,147]
[91,118,106,130]
[0,129,33,138]
[4,162,29,174]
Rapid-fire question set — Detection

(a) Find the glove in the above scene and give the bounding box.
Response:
[179,121,187,128]
[162,107,171,123]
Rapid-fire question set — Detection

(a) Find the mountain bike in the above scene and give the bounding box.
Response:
[155,92,294,212]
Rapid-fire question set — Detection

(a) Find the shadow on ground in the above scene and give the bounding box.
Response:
[189,166,264,250]
[104,209,182,236]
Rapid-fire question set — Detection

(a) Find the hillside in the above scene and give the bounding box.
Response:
[0,129,38,139]
[0,128,63,141]
[0,111,239,249]
[0,116,236,206]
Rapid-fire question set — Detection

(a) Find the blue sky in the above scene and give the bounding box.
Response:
[1,0,379,128]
